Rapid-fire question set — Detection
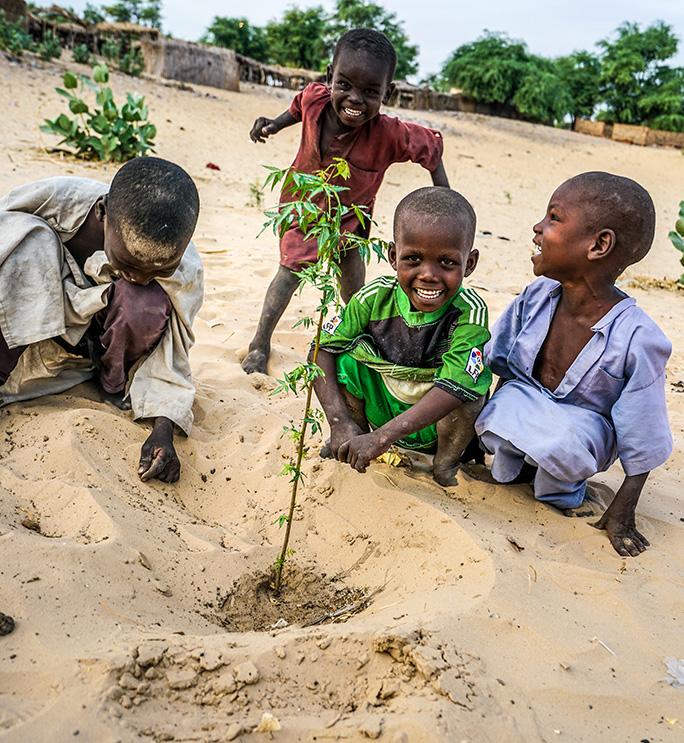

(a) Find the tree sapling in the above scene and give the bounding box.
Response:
[260,158,386,592]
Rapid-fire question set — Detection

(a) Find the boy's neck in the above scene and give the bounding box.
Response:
[64,202,105,270]
[556,274,625,320]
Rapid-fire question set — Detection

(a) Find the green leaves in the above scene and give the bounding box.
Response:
[42,63,156,162]
[668,201,684,284]
[63,72,79,89]
[266,158,389,593]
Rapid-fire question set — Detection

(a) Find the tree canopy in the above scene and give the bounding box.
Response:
[598,21,684,131]
[202,0,419,79]
[440,22,683,131]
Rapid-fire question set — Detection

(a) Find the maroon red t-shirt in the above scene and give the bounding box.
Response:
[278,82,444,269]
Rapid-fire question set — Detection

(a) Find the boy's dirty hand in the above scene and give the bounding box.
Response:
[330,421,365,459]
[138,417,180,483]
[338,431,389,473]
[250,117,278,143]
[592,511,650,557]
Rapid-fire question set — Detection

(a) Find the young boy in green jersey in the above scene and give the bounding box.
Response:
[314,187,491,485]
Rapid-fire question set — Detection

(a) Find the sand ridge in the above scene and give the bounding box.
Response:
[0,54,683,741]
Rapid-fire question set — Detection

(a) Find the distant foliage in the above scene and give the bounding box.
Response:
[0,10,34,56]
[202,0,419,79]
[555,51,601,125]
[201,16,269,62]
[442,33,528,106]
[36,30,62,61]
[72,43,92,64]
[119,45,144,76]
[266,7,328,71]
[598,22,684,132]
[440,22,684,131]
[102,1,162,29]
[100,35,121,63]
[669,201,684,286]
[83,3,106,25]
[41,64,157,162]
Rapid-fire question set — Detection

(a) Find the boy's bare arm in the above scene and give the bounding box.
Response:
[593,473,650,557]
[250,111,298,143]
[430,159,450,188]
[338,386,463,472]
[313,350,364,455]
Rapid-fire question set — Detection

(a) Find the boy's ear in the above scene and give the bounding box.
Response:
[388,241,398,269]
[382,81,396,105]
[326,64,333,86]
[464,248,479,277]
[95,195,107,222]
[587,229,616,262]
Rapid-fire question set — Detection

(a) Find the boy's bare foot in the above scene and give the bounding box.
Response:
[433,465,459,487]
[241,347,269,375]
[562,481,612,518]
[101,389,132,410]
[320,441,333,459]
[459,462,498,483]
[0,612,15,635]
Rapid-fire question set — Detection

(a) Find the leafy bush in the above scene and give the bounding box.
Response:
[119,46,144,76]
[668,201,684,285]
[100,35,121,63]
[0,10,34,56]
[36,30,62,61]
[72,43,92,64]
[41,64,157,162]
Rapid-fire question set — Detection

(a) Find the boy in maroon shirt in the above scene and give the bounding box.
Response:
[242,29,449,374]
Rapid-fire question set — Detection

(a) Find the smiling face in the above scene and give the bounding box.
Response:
[531,182,610,281]
[97,198,183,285]
[328,48,393,129]
[390,216,478,313]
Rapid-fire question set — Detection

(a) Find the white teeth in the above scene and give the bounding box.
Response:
[415,288,443,300]
[344,108,362,117]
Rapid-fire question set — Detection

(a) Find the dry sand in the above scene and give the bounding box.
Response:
[0,54,683,742]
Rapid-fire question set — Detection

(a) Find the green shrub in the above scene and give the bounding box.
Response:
[72,43,92,64]
[100,36,121,62]
[668,200,684,285]
[36,30,62,61]
[41,64,157,162]
[119,45,144,76]
[0,10,34,56]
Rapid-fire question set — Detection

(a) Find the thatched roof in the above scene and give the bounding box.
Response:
[93,21,159,36]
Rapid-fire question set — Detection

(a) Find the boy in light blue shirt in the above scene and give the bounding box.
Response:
[475,172,672,558]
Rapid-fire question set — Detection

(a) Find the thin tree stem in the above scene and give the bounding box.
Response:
[272,304,327,592]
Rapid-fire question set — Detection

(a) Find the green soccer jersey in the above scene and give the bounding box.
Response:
[319,276,492,402]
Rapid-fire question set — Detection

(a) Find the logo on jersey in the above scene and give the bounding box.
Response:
[465,348,484,383]
[322,314,343,334]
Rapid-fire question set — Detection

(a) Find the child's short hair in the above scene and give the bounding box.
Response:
[565,171,656,267]
[332,28,397,80]
[394,187,477,251]
[108,157,200,265]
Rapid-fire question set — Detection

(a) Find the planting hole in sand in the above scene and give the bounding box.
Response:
[213,567,370,632]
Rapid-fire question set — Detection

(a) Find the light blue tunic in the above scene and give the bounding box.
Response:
[475,277,673,508]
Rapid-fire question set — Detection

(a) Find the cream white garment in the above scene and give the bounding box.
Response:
[0,177,204,434]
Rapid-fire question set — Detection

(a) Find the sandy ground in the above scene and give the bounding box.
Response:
[0,53,683,742]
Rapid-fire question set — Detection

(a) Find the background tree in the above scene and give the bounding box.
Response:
[555,50,601,126]
[513,58,573,125]
[329,0,418,79]
[441,32,528,106]
[598,21,683,129]
[102,0,162,29]
[83,2,106,24]
[201,16,268,62]
[265,6,328,70]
